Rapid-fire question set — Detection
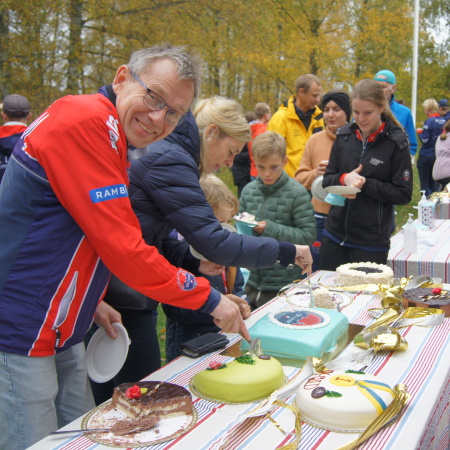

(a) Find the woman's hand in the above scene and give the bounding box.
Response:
[294,245,313,274]
[316,160,329,176]
[344,164,366,189]
[199,260,225,276]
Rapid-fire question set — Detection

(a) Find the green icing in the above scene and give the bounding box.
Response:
[325,390,343,398]
[235,354,256,365]
[345,370,366,375]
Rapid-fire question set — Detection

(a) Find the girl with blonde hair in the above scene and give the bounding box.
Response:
[418,98,447,196]
[320,79,413,270]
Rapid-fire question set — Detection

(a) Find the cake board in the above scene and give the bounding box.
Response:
[220,323,364,368]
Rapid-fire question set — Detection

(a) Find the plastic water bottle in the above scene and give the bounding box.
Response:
[418,190,426,224]
[403,213,417,254]
[422,199,435,229]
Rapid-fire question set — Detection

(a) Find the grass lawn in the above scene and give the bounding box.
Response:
[156,166,422,365]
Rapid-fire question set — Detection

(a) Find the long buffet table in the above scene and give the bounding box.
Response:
[388,219,450,283]
[29,271,450,450]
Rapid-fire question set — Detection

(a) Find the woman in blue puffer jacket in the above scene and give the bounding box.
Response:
[90,97,312,403]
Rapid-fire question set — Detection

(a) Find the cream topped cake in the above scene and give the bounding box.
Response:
[296,370,395,431]
[112,381,193,419]
[336,262,393,286]
[235,212,256,222]
[241,308,348,361]
[192,353,285,403]
[283,285,336,309]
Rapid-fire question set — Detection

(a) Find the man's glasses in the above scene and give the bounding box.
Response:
[131,72,186,127]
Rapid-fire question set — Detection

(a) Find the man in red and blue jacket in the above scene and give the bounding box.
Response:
[0,45,251,449]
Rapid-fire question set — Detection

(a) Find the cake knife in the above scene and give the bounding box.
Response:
[306,274,315,308]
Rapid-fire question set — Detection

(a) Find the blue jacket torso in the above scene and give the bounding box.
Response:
[419,115,447,157]
[128,111,295,269]
[390,98,418,156]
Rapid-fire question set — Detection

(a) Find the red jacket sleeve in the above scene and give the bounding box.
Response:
[29,94,213,310]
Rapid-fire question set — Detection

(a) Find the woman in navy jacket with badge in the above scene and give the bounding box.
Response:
[88,97,312,404]
[320,79,413,270]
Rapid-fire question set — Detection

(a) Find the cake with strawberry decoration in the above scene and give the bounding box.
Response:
[191,353,285,403]
[112,381,193,419]
[402,287,450,316]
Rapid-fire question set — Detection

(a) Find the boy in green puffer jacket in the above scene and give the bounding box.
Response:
[239,131,316,309]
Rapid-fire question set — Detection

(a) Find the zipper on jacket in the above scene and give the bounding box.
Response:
[340,201,352,246]
[55,329,61,348]
[52,271,79,348]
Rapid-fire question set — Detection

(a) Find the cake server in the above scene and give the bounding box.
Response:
[306,274,315,307]
[50,428,110,435]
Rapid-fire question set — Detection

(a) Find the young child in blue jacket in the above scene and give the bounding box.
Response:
[163,175,251,362]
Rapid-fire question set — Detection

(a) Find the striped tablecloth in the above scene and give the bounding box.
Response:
[388,219,450,282]
[29,271,450,450]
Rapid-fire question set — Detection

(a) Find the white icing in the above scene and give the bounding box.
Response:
[296,370,395,431]
[235,212,256,222]
[336,262,393,287]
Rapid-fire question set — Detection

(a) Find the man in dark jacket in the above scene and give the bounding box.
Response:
[438,99,450,122]
[0,94,31,182]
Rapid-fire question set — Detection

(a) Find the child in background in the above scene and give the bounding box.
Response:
[163,175,251,362]
[239,131,316,309]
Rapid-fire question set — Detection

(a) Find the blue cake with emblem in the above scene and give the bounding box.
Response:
[242,308,349,360]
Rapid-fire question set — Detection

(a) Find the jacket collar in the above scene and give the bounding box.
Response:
[337,120,409,151]
[325,126,338,141]
[161,110,200,164]
[256,169,289,194]
[98,84,116,106]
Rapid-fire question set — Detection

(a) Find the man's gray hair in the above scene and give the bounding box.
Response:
[127,44,204,103]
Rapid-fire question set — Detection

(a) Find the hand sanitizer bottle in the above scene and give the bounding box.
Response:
[403,213,417,254]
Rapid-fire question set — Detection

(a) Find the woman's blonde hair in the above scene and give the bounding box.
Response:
[423,99,439,114]
[199,174,238,216]
[193,96,251,174]
[351,79,401,128]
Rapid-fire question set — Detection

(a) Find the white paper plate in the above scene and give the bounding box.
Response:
[234,217,258,227]
[324,185,361,195]
[86,323,131,383]
[189,223,237,260]
[311,175,328,202]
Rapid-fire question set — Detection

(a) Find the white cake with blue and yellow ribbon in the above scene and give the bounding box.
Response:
[295,370,395,432]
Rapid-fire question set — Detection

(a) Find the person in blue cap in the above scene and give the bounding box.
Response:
[438,99,450,121]
[374,70,418,159]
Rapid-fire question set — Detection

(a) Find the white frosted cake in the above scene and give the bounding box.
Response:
[336,262,393,286]
[241,308,348,360]
[296,370,395,431]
